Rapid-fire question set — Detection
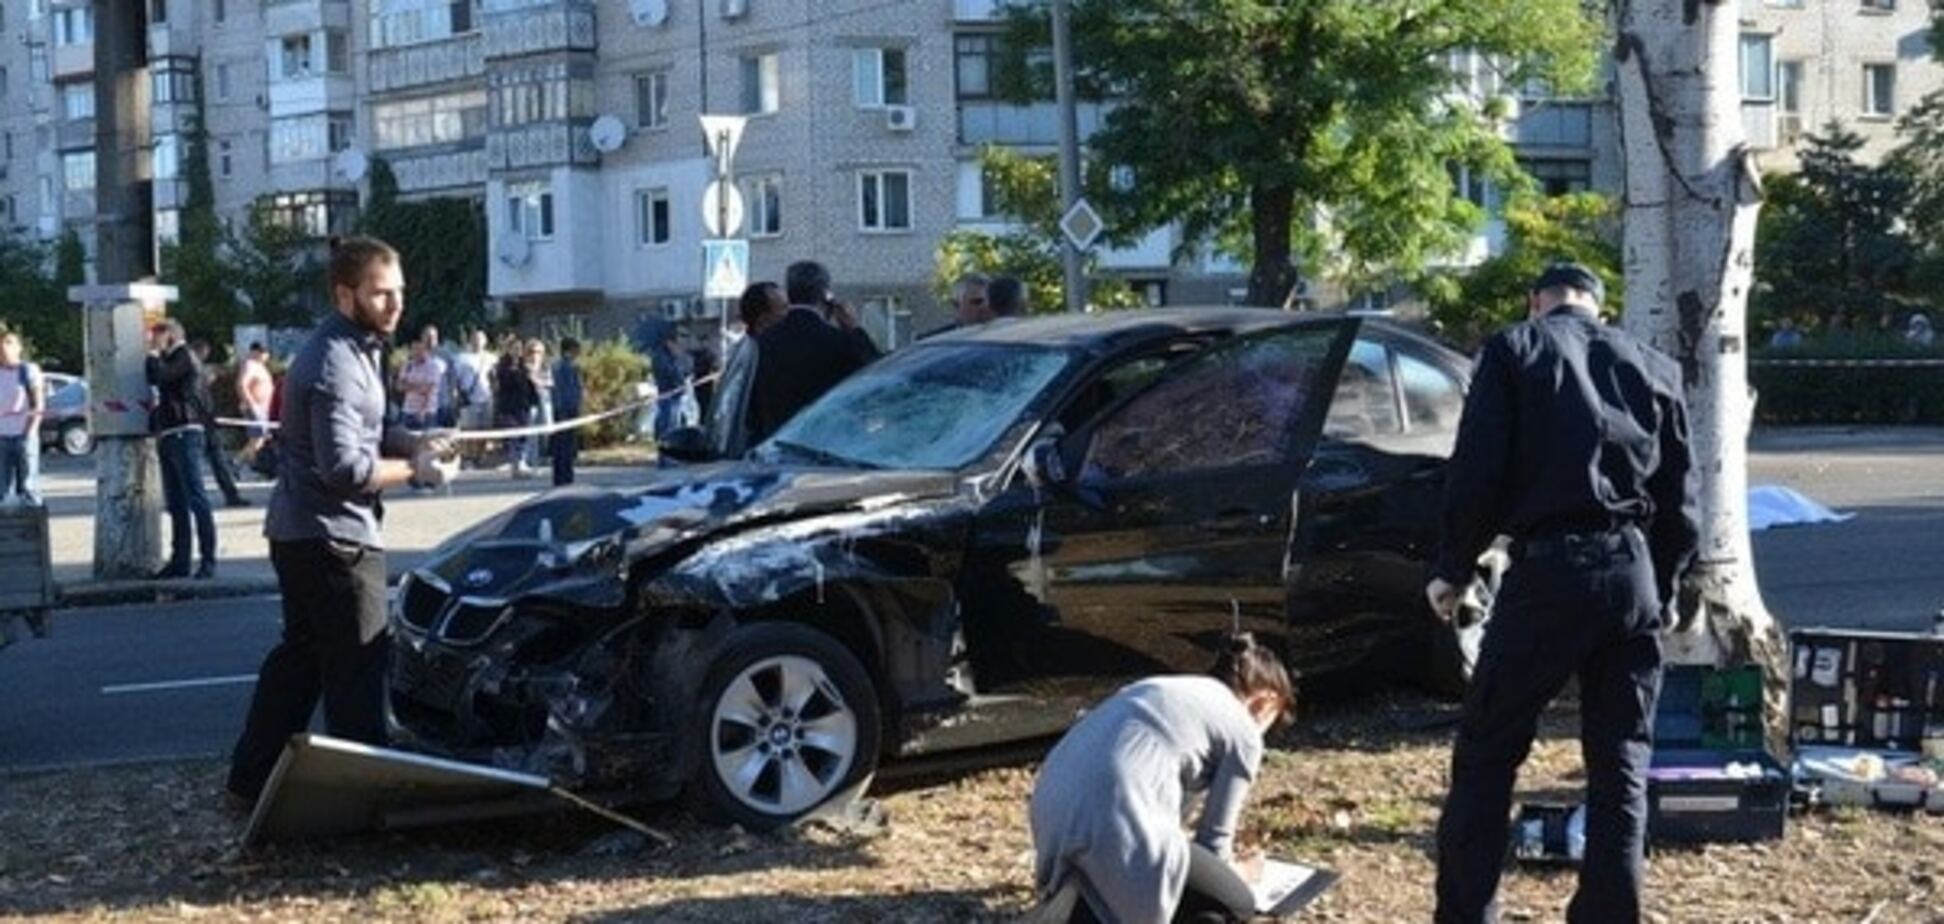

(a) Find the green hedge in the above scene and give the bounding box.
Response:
[1752,345,1944,424]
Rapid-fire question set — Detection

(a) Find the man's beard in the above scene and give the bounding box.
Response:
[353,296,399,335]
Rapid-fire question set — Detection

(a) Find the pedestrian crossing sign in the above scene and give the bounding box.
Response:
[703,239,749,299]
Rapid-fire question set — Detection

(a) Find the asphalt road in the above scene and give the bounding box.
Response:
[2,429,1939,774]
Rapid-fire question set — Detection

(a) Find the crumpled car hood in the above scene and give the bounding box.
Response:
[414,463,960,602]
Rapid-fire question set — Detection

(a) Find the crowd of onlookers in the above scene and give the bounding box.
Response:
[1764,310,1936,350]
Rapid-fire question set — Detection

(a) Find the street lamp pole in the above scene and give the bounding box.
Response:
[1050,0,1087,314]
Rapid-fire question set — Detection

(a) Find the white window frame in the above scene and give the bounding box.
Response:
[1739,33,1774,102]
[853,46,908,109]
[280,34,314,80]
[745,174,782,237]
[61,83,94,120]
[740,53,779,116]
[1863,63,1896,118]
[215,62,231,101]
[636,187,672,247]
[635,69,670,130]
[61,149,95,191]
[857,168,913,233]
[53,6,91,47]
[507,182,554,241]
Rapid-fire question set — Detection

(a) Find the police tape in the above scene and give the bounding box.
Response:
[212,372,724,443]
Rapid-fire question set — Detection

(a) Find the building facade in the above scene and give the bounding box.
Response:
[0,0,1936,336]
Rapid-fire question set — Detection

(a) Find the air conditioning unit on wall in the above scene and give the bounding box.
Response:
[720,0,747,20]
[659,297,688,321]
[885,105,917,132]
[690,298,721,319]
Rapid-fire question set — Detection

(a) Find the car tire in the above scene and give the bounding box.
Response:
[59,422,92,456]
[691,621,881,831]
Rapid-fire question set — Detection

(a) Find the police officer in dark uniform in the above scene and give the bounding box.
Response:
[1426,263,1699,924]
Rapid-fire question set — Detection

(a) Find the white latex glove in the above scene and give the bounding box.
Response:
[412,448,460,489]
[1426,577,1461,624]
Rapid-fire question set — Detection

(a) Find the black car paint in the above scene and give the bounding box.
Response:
[387,310,1471,799]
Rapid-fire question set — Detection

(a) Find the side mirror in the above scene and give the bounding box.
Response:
[1021,436,1069,491]
[657,426,716,465]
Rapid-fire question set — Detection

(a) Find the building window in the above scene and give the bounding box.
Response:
[955,35,992,100]
[261,191,355,238]
[1778,60,1805,142]
[0,4,7,31]
[1864,64,1896,117]
[270,113,351,164]
[1520,158,1592,196]
[62,150,95,191]
[212,0,224,24]
[61,83,94,120]
[152,61,198,104]
[153,133,180,180]
[329,115,353,152]
[0,68,8,101]
[858,169,911,232]
[281,35,315,79]
[4,132,12,161]
[853,47,908,108]
[636,188,671,246]
[492,66,596,128]
[635,70,669,129]
[1860,0,1895,10]
[1739,33,1774,101]
[507,182,554,240]
[325,31,349,74]
[154,208,180,246]
[53,6,91,46]
[147,0,165,25]
[374,89,488,149]
[745,174,782,237]
[215,62,231,100]
[370,0,476,50]
[740,53,779,116]
[218,139,233,177]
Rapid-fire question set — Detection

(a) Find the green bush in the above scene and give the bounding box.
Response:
[576,337,651,449]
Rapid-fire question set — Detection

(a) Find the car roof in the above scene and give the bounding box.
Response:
[922,306,1464,365]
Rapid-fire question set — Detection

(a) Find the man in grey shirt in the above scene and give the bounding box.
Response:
[227,236,453,803]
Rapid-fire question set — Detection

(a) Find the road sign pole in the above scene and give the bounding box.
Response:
[1052,0,1087,314]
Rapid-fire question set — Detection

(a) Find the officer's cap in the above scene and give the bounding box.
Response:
[1530,262,1605,306]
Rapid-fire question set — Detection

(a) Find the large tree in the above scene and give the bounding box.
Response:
[1426,191,1622,349]
[159,94,243,341]
[1613,0,1784,745]
[0,234,80,370]
[1001,0,1602,305]
[1758,126,1918,332]
[356,159,489,338]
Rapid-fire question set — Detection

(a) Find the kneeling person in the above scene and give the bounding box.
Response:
[1031,634,1294,924]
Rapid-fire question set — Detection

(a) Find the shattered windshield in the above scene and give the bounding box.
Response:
[754,344,1073,471]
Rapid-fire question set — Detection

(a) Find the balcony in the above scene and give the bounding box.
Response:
[390,144,491,193]
[487,122,598,170]
[483,1,597,60]
[52,43,93,79]
[369,33,487,95]
[266,74,357,118]
[264,0,351,41]
[56,117,96,151]
[1742,100,1777,150]
[958,101,1105,147]
[1513,101,1595,151]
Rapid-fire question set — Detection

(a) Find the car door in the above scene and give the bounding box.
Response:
[961,321,1352,709]
[1288,332,1469,677]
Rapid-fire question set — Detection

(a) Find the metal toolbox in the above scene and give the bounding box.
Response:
[1646,665,1790,844]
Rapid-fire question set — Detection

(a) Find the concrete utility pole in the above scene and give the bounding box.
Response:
[81,0,167,580]
[1050,0,1087,314]
[1613,0,1785,747]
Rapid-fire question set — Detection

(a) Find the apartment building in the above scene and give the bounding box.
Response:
[0,0,1934,332]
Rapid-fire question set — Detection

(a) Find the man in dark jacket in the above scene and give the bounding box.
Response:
[147,320,218,579]
[744,261,880,446]
[1427,263,1699,924]
[550,338,584,486]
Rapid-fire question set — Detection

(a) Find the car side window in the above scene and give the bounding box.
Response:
[1396,350,1465,456]
[1055,352,1179,434]
[1323,339,1402,442]
[1081,327,1337,481]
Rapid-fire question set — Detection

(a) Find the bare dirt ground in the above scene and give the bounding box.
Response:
[2,693,1940,923]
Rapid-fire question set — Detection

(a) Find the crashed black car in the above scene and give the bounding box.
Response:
[388,308,1478,828]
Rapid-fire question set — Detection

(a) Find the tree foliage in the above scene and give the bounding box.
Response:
[932,146,1143,312]
[159,92,243,342]
[1758,126,1921,332]
[1424,191,1621,350]
[228,204,322,329]
[356,159,489,339]
[0,234,81,369]
[1000,0,1602,305]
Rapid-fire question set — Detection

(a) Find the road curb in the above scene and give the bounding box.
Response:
[55,579,282,610]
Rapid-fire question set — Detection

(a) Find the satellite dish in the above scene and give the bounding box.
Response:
[629,0,668,27]
[332,148,369,183]
[495,232,531,268]
[588,115,627,154]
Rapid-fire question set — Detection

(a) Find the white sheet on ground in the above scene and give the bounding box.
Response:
[1749,485,1854,531]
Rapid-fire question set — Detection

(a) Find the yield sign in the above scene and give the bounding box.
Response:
[699,114,748,165]
[1060,198,1104,251]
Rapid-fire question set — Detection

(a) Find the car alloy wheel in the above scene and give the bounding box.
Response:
[709,654,861,818]
[61,423,92,456]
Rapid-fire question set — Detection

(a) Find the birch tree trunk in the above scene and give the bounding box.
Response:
[1614,0,1788,752]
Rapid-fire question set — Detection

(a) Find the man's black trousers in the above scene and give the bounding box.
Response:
[227,538,390,800]
[1434,528,1665,924]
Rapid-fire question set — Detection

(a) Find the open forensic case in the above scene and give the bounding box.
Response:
[1645,665,1790,844]
[1788,628,1944,812]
